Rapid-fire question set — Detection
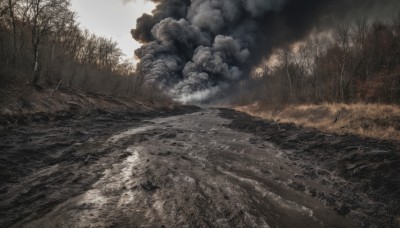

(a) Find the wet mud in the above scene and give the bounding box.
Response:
[220,108,400,228]
[0,108,398,227]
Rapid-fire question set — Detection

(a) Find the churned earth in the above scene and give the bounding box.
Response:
[1,108,399,227]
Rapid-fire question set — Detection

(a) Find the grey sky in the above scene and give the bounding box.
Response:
[70,0,155,59]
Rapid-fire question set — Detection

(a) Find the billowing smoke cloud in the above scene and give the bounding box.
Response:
[132,0,400,103]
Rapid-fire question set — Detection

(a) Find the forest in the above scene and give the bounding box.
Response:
[2,1,400,107]
[0,0,153,99]
[239,15,400,107]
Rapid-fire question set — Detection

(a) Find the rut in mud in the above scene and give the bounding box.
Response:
[0,108,399,227]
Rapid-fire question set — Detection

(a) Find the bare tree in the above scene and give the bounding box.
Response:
[8,0,18,70]
[25,0,71,85]
[335,23,350,102]
[276,47,294,99]
[7,0,31,72]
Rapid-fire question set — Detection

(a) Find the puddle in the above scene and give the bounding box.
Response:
[107,126,155,143]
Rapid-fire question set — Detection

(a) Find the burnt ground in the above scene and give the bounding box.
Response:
[0,107,399,227]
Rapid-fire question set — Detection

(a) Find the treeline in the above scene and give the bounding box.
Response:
[0,0,150,98]
[240,15,400,107]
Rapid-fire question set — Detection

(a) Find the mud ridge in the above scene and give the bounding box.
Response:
[219,108,400,228]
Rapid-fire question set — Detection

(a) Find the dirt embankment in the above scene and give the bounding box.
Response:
[0,85,173,127]
[236,103,400,141]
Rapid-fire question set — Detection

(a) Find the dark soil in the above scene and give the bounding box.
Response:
[219,108,400,228]
[0,105,199,227]
[0,107,398,228]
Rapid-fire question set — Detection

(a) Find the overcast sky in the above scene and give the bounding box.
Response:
[70,0,155,59]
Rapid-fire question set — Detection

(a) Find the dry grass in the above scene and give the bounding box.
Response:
[236,103,400,141]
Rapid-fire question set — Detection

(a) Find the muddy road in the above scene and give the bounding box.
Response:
[1,108,399,227]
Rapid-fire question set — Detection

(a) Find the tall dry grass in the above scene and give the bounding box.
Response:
[236,103,400,141]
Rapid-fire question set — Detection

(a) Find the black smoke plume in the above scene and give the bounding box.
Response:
[132,0,400,103]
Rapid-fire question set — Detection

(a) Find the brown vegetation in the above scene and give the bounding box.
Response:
[234,15,400,141]
[236,103,400,141]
